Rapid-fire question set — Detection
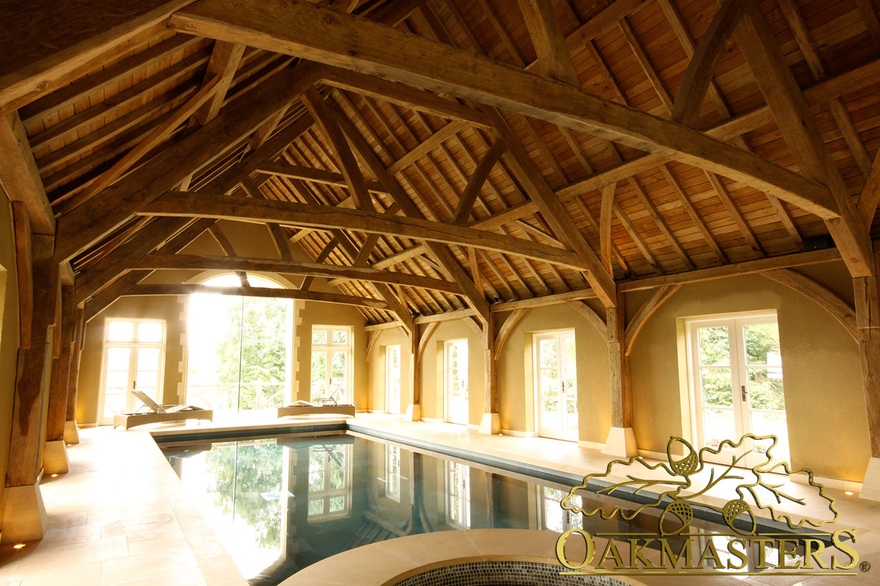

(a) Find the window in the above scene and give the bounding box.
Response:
[311,326,352,404]
[187,274,291,414]
[444,339,468,425]
[540,486,583,532]
[386,345,401,415]
[384,445,402,502]
[307,444,351,521]
[534,330,578,441]
[686,312,789,465]
[99,319,165,424]
[446,460,470,528]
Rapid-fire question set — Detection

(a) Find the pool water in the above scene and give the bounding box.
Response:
[161,432,635,585]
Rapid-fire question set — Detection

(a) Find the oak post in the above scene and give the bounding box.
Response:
[2,234,57,542]
[63,306,85,445]
[604,293,637,457]
[405,325,422,422]
[479,313,500,435]
[855,270,880,500]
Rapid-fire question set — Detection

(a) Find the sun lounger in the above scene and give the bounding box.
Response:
[277,400,355,418]
[113,390,213,430]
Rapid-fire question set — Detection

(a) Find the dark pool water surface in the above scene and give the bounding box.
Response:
[161,432,636,585]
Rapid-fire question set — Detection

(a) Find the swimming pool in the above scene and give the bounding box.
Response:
[158,428,822,585]
[160,430,649,584]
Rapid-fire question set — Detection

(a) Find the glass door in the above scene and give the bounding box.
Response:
[445,339,468,425]
[535,330,578,441]
[688,314,789,465]
[386,345,401,414]
[99,319,165,424]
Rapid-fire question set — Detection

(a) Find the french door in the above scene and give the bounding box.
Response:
[386,345,401,414]
[99,319,165,424]
[310,326,352,404]
[535,330,578,441]
[688,314,789,465]
[445,339,468,425]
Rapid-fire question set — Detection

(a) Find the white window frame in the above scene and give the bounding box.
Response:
[310,325,353,404]
[384,444,402,502]
[99,318,166,425]
[386,345,401,415]
[684,311,789,465]
[307,444,352,522]
[533,329,578,441]
[444,339,468,425]
[538,485,583,532]
[445,460,471,528]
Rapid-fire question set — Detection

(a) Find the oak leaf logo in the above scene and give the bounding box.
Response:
[561,434,838,535]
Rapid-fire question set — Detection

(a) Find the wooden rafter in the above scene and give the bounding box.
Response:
[734,0,873,277]
[0,113,54,234]
[302,87,372,210]
[192,41,245,125]
[55,61,326,263]
[127,283,387,309]
[169,0,840,219]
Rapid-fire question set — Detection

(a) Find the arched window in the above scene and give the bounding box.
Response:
[186,274,292,414]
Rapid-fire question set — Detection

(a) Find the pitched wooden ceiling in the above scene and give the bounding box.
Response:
[3,0,879,331]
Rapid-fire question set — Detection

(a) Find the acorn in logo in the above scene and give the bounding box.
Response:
[668,437,700,477]
[660,499,694,535]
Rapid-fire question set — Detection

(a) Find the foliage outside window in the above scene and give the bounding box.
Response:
[187,274,291,413]
[688,313,788,463]
[310,326,352,404]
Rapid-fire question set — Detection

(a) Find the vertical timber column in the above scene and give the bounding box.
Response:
[44,286,76,474]
[405,325,421,421]
[63,307,85,445]
[604,294,637,457]
[855,270,880,500]
[2,235,57,543]
[479,314,500,434]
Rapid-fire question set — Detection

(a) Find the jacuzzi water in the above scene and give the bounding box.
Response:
[159,431,801,585]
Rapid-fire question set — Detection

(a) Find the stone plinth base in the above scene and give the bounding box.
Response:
[63,420,80,445]
[405,403,421,422]
[43,440,70,475]
[479,412,501,435]
[861,457,880,501]
[1,484,48,543]
[603,426,638,458]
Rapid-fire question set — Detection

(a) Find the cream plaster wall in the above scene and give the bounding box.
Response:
[628,268,869,481]
[366,327,412,414]
[495,304,610,443]
[293,300,368,408]
[77,296,185,425]
[418,320,485,425]
[0,199,20,522]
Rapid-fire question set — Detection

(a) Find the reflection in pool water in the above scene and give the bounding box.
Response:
[164,433,616,584]
[162,433,737,585]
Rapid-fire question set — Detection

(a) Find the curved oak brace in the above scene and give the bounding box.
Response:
[624,285,682,356]
[494,308,528,360]
[761,269,857,341]
[568,300,607,338]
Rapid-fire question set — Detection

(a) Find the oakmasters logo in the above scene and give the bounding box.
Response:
[555,434,865,577]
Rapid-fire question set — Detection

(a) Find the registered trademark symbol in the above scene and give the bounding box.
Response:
[859,561,871,573]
